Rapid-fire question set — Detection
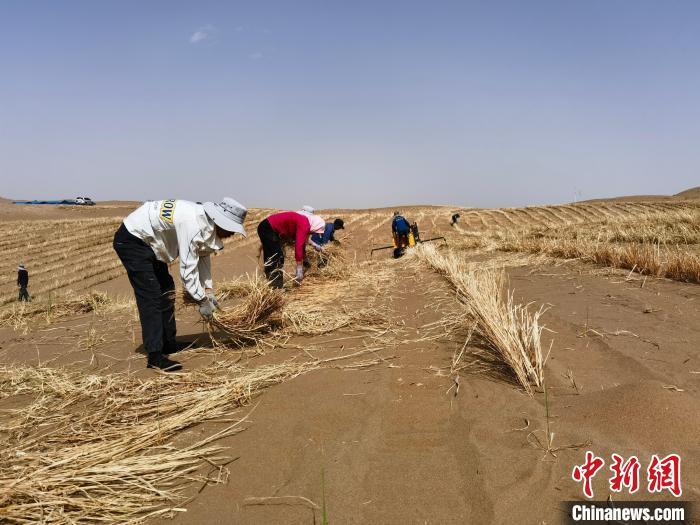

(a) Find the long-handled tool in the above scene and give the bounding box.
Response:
[370,236,447,258]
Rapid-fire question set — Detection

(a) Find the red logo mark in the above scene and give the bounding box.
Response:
[572,451,606,498]
[647,453,682,497]
[609,454,641,494]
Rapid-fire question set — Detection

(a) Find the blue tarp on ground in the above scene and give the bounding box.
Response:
[14,200,80,205]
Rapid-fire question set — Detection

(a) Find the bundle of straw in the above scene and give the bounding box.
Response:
[217,277,257,300]
[207,274,285,346]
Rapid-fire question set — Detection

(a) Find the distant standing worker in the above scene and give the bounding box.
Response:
[17,263,30,302]
[257,210,325,288]
[113,198,247,371]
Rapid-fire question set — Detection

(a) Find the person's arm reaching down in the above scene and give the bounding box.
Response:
[294,215,311,282]
[198,255,213,290]
[176,223,206,302]
[294,217,311,263]
[197,255,220,308]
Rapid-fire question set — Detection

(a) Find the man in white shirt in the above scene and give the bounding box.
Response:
[113,197,247,371]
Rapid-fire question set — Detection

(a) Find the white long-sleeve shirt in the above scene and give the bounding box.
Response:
[123,200,223,301]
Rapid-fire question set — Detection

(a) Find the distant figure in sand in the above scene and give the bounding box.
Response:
[17,263,30,302]
[113,197,248,372]
[450,213,460,226]
[257,210,326,289]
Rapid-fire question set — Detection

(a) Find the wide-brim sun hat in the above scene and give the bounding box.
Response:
[204,197,248,236]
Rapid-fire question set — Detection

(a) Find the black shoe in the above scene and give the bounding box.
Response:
[163,341,193,355]
[147,352,182,372]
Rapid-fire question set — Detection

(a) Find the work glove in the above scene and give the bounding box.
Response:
[199,297,216,321]
[311,242,323,253]
[206,291,220,310]
[295,265,304,283]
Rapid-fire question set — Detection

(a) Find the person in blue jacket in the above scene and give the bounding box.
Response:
[391,211,412,258]
[392,212,411,235]
[306,218,344,268]
[311,218,344,247]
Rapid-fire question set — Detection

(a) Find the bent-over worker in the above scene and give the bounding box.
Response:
[392,211,412,255]
[311,218,344,247]
[308,218,344,268]
[257,210,325,289]
[113,197,247,371]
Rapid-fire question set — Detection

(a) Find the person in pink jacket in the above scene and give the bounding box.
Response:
[257,211,325,288]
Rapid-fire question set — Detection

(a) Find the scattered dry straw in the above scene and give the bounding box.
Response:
[201,254,390,347]
[0,343,387,524]
[0,359,313,524]
[0,292,112,331]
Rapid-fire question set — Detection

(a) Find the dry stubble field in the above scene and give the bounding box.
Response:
[1,196,699,524]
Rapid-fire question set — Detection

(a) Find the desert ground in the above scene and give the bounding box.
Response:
[1,191,699,524]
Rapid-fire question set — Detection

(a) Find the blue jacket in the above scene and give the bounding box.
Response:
[392,216,411,234]
[311,223,336,245]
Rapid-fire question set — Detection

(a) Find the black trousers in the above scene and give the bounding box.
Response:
[257,219,284,289]
[18,286,30,302]
[113,223,176,354]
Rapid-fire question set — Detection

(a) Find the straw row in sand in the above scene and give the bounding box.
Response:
[525,207,700,245]
[452,205,700,284]
[0,292,115,332]
[416,244,547,395]
[498,237,700,284]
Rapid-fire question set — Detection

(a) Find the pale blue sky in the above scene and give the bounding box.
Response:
[1,1,698,208]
